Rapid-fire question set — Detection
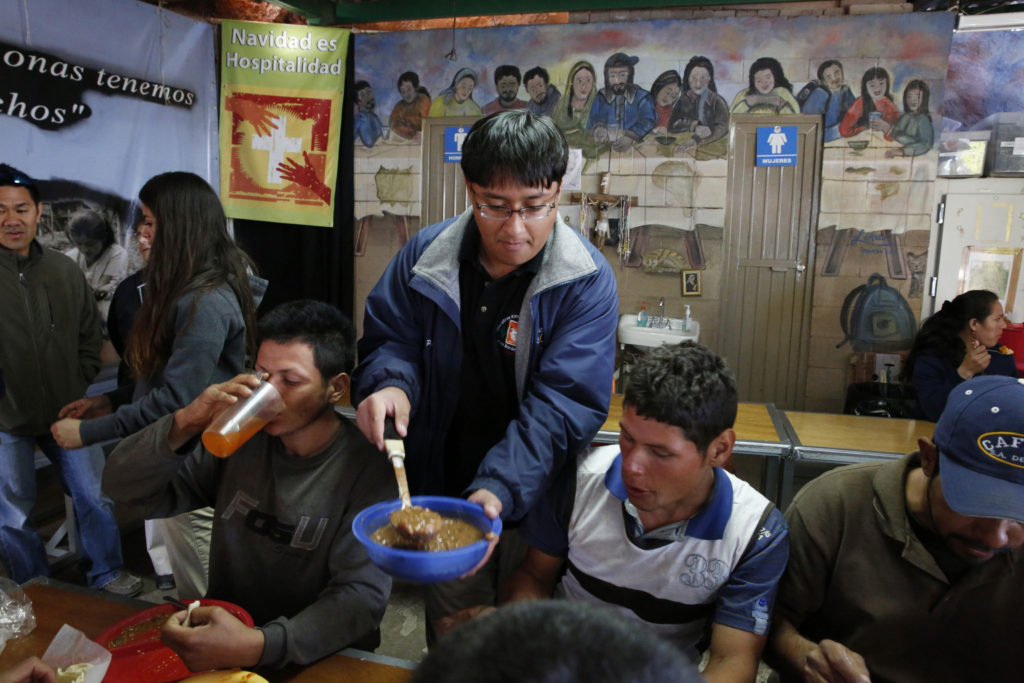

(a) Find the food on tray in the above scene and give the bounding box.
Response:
[105,613,169,648]
[371,514,483,551]
[56,663,92,683]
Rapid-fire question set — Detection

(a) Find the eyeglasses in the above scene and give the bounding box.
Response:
[475,202,557,222]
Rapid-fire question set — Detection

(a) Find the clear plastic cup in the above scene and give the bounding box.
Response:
[201,379,284,458]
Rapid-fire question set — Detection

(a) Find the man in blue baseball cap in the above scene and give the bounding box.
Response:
[767,374,1024,683]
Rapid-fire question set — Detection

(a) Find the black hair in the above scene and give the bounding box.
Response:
[397,71,419,89]
[856,66,892,128]
[683,56,718,93]
[524,66,550,86]
[494,64,521,86]
[651,70,683,101]
[903,289,999,380]
[747,56,792,95]
[624,341,737,452]
[460,110,568,189]
[128,171,257,377]
[258,299,356,379]
[816,59,843,83]
[411,601,703,683]
[0,163,40,204]
[353,80,371,95]
[67,209,114,249]
[902,78,930,114]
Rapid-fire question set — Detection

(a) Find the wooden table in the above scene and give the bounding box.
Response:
[777,410,936,507]
[782,411,935,462]
[341,395,940,510]
[0,579,414,682]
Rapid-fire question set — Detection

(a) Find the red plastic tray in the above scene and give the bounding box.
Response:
[96,599,253,683]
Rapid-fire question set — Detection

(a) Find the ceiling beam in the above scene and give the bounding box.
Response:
[268,0,796,25]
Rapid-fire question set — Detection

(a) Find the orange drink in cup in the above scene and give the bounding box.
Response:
[201,379,284,457]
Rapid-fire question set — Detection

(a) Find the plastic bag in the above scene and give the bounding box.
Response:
[0,576,36,655]
[41,624,111,683]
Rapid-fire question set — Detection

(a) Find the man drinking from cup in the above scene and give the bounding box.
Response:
[104,300,393,670]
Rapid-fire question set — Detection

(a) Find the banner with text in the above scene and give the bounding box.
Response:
[220,21,348,227]
[0,0,217,299]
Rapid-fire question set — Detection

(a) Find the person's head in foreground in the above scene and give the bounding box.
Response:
[412,600,702,683]
[620,340,737,527]
[925,375,1024,562]
[460,110,568,278]
[255,299,355,440]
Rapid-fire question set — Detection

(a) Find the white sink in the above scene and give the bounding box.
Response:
[618,314,700,348]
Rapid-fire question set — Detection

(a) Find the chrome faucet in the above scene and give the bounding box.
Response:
[649,298,667,329]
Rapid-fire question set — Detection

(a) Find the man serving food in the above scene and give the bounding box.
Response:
[104,300,393,670]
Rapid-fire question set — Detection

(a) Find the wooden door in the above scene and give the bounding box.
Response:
[420,116,481,226]
[719,114,822,408]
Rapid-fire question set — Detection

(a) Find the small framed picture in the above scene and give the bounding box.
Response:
[682,270,701,296]
[959,246,1021,312]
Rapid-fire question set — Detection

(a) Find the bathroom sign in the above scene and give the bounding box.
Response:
[756,125,797,166]
[444,125,469,163]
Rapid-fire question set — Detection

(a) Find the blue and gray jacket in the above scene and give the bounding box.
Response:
[353,208,619,521]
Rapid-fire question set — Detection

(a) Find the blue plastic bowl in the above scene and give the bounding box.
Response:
[352,495,502,584]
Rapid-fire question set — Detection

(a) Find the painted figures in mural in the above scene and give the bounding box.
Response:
[483,65,527,114]
[429,67,483,117]
[354,52,938,160]
[524,66,561,118]
[650,70,683,136]
[840,66,899,139]
[588,53,656,153]
[552,61,597,149]
[353,80,385,148]
[731,57,799,115]
[389,71,431,141]
[670,56,730,158]
[798,60,856,143]
[886,80,934,158]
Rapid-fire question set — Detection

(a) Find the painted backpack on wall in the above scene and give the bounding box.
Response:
[836,273,916,351]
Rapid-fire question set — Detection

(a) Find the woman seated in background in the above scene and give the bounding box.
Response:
[904,289,1016,421]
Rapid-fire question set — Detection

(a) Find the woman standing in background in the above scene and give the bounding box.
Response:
[53,171,263,598]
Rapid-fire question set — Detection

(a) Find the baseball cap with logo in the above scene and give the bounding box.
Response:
[932,375,1024,523]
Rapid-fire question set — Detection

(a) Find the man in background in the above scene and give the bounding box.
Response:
[0,163,141,596]
[768,374,1024,682]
